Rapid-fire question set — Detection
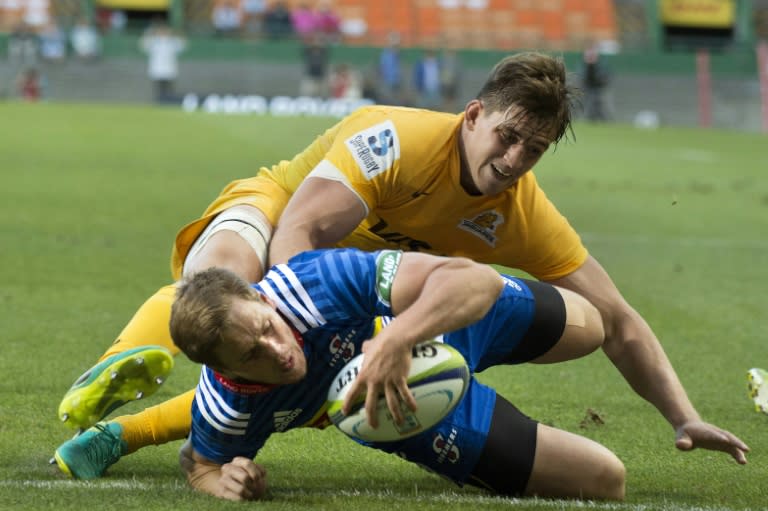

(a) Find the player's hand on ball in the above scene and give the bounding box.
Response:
[342,339,417,428]
[674,420,749,464]
[328,340,469,442]
[217,457,267,501]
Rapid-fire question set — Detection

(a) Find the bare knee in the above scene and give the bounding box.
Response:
[526,425,625,500]
[592,452,626,500]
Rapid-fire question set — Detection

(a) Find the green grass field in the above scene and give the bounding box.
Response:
[1,102,766,511]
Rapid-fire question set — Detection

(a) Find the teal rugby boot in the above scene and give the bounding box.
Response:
[54,422,127,479]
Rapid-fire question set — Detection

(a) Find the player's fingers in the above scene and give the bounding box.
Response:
[365,383,381,429]
[222,461,251,485]
[231,456,266,481]
[716,431,749,464]
[700,428,746,451]
[220,463,258,500]
[730,446,748,465]
[398,383,418,412]
[342,378,364,415]
[385,384,404,425]
[724,431,750,452]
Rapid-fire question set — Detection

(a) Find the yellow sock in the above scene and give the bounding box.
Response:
[100,284,180,361]
[113,389,195,453]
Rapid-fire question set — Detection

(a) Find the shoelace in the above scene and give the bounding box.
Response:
[83,424,123,469]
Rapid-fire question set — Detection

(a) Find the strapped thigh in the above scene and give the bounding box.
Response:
[467,394,538,496]
[182,206,271,277]
[503,278,566,364]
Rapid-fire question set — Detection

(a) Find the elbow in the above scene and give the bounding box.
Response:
[452,258,505,317]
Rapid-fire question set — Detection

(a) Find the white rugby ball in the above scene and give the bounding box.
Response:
[326,340,469,442]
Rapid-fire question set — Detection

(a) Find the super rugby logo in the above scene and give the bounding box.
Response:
[433,428,460,464]
[457,210,504,247]
[328,330,357,367]
[345,120,400,180]
[369,128,394,156]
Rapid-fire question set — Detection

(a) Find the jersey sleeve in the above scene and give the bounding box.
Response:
[306,107,461,214]
[277,248,400,325]
[513,174,588,280]
[190,367,266,464]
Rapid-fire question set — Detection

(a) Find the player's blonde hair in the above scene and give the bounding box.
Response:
[170,267,265,367]
[476,52,577,144]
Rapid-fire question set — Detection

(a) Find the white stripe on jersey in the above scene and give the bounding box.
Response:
[196,368,250,435]
[260,265,326,333]
[195,392,246,435]
[260,280,306,332]
[275,264,325,322]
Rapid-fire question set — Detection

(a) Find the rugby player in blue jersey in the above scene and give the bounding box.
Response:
[55,54,748,486]
[167,248,747,501]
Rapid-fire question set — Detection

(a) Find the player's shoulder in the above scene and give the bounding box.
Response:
[280,249,389,293]
[286,247,379,271]
[344,105,460,132]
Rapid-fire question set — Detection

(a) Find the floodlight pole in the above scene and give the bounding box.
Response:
[695,48,712,128]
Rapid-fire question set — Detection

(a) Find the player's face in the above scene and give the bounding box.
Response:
[460,100,555,196]
[212,296,308,384]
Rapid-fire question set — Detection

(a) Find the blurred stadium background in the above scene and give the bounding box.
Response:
[1,0,767,131]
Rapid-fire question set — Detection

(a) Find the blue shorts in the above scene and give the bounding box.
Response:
[367,377,496,485]
[366,276,563,487]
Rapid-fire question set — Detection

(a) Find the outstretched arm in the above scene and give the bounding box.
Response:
[179,440,268,500]
[343,253,504,426]
[269,177,367,265]
[547,256,748,464]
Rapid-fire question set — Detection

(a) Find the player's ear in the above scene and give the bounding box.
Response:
[464,99,483,130]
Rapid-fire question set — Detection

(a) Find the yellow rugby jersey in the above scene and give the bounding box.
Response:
[173,106,587,281]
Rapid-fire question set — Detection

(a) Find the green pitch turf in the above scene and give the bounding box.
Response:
[0,102,766,511]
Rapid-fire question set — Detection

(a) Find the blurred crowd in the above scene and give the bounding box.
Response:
[2,3,106,102]
[1,1,465,111]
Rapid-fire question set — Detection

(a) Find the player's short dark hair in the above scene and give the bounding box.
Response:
[170,267,263,367]
[476,52,578,144]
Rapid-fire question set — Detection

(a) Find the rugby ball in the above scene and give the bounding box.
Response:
[327,340,469,442]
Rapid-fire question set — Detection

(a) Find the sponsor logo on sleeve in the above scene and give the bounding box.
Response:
[345,120,400,180]
[375,250,403,306]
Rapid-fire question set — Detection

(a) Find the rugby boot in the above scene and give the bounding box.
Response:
[54,422,127,479]
[58,346,173,430]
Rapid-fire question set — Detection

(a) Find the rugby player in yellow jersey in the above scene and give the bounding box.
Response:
[54,52,748,488]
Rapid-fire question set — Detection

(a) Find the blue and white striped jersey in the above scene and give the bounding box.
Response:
[191,248,402,463]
